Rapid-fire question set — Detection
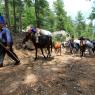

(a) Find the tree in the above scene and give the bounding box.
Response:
[75,11,85,37]
[65,16,74,36]
[16,0,24,32]
[24,0,33,7]
[13,0,16,32]
[35,0,50,28]
[89,0,95,20]
[22,6,36,28]
[53,0,67,30]
[4,0,10,28]
[84,23,93,39]
[0,0,4,16]
[46,10,55,31]
[89,7,95,20]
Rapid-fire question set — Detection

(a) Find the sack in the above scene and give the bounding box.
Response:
[40,29,52,36]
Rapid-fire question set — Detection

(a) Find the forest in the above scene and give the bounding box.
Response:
[1,1,95,95]
[0,0,95,39]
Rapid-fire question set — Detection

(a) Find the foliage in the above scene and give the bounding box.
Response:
[0,0,94,39]
[53,0,67,30]
[89,7,95,20]
[22,6,36,29]
[75,11,86,37]
[35,0,50,28]
[52,35,66,43]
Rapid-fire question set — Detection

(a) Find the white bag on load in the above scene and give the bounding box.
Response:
[40,29,52,36]
[26,25,31,32]
[74,39,80,45]
[86,40,93,48]
[74,39,93,48]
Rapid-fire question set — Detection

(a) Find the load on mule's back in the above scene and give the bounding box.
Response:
[23,26,52,60]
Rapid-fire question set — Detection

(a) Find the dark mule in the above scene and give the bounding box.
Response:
[22,32,52,60]
[92,40,95,54]
[64,40,75,54]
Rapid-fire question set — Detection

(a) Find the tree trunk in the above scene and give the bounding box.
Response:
[35,0,40,28]
[13,0,16,32]
[4,0,10,28]
[19,0,22,32]
[19,11,22,32]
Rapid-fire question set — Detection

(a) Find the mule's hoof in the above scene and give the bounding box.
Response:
[14,60,20,65]
[34,58,37,60]
[0,64,3,68]
[44,56,47,59]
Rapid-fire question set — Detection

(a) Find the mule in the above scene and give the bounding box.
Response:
[22,32,52,60]
[91,40,95,54]
[53,41,61,55]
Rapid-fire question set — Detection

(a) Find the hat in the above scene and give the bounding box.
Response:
[79,36,85,40]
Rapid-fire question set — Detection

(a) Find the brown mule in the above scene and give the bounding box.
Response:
[54,41,61,55]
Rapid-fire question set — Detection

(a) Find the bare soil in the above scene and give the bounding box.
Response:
[0,48,95,95]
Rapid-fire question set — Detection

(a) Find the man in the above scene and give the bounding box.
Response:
[79,36,86,57]
[0,19,20,67]
[69,36,74,53]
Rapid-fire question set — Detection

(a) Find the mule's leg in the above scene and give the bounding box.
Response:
[92,47,95,54]
[55,49,57,54]
[92,48,95,54]
[40,48,46,59]
[80,47,82,57]
[56,49,58,54]
[60,47,61,55]
[80,50,82,57]
[82,51,84,57]
[35,48,38,60]
[47,47,51,57]
[81,48,85,57]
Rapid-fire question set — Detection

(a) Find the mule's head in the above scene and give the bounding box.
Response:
[22,32,32,44]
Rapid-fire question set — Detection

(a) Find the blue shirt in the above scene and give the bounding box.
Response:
[0,16,5,24]
[0,27,13,46]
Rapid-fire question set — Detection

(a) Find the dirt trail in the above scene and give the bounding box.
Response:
[0,48,95,95]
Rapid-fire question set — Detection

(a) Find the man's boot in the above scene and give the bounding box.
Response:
[0,63,3,67]
[14,60,20,65]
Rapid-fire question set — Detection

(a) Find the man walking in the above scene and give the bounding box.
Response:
[0,15,20,67]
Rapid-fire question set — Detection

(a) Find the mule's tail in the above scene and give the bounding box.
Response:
[50,36,53,53]
[51,41,53,53]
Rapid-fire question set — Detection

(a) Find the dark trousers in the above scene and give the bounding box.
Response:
[0,44,19,65]
[80,45,86,57]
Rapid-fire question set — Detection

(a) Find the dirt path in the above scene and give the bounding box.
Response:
[0,48,95,95]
